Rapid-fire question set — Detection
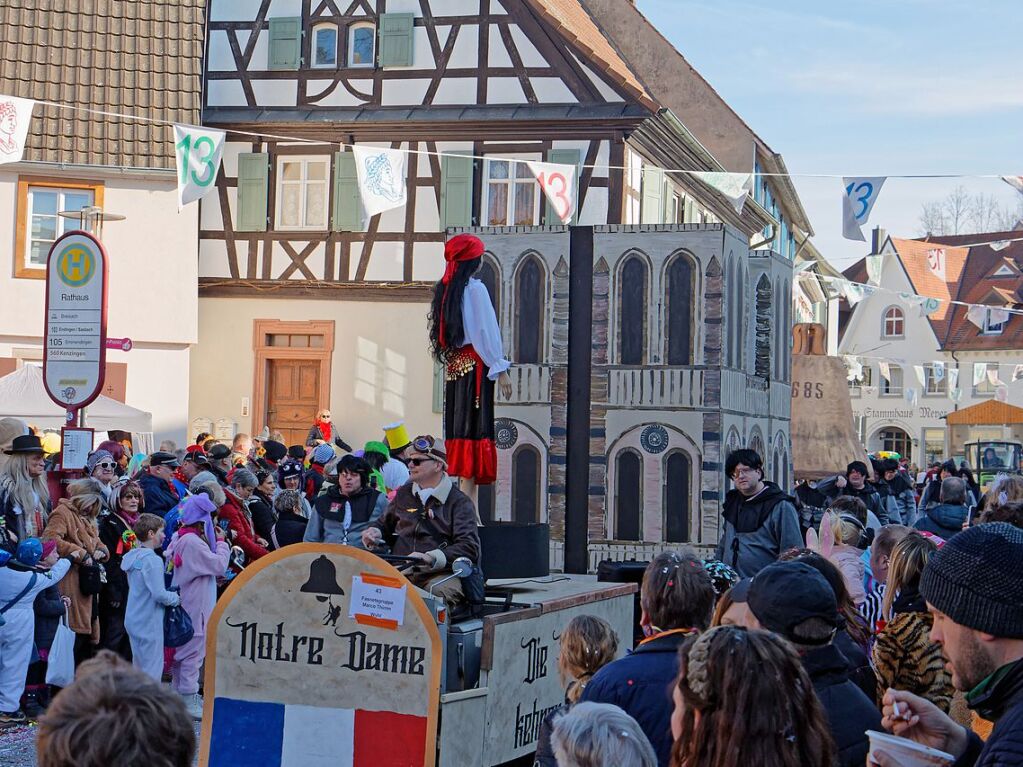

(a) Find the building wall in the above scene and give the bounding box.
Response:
[190,297,441,448]
[838,243,1023,465]
[0,167,198,446]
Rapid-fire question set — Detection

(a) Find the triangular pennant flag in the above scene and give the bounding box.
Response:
[0,95,35,165]
[974,363,987,387]
[990,240,1012,252]
[1002,176,1023,195]
[948,367,959,392]
[950,387,963,403]
[913,365,926,388]
[919,297,942,317]
[866,255,883,286]
[878,361,891,382]
[926,248,946,280]
[526,160,577,224]
[1013,364,1023,382]
[842,177,886,241]
[904,387,918,406]
[844,356,863,381]
[352,145,407,217]
[173,125,226,210]
[693,172,753,214]
[990,307,1010,326]
[996,385,1010,403]
[932,361,945,382]
[966,305,989,330]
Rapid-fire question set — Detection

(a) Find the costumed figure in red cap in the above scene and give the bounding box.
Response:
[429,234,512,498]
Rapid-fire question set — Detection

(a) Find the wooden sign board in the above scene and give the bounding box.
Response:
[199,545,441,767]
[790,354,869,480]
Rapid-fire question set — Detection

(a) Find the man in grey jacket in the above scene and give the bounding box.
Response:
[715,448,802,578]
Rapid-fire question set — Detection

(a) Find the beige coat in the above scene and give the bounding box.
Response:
[42,498,108,637]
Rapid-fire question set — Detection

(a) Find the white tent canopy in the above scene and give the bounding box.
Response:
[0,366,154,452]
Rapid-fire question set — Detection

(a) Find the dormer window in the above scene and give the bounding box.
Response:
[312,23,338,68]
[349,23,376,67]
[982,311,1007,335]
[992,264,1016,277]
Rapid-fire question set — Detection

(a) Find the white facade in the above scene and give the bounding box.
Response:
[0,165,198,446]
[838,238,1023,465]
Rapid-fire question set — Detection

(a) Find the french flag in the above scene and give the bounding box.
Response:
[209,697,429,766]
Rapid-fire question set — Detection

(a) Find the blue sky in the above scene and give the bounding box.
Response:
[636,0,1023,268]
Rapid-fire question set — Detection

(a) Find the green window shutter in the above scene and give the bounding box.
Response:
[440,152,474,231]
[268,17,302,70]
[236,153,269,232]
[432,360,444,414]
[640,166,665,224]
[378,13,415,67]
[544,148,581,224]
[332,151,363,232]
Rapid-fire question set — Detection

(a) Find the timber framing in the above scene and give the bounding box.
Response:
[199,278,433,301]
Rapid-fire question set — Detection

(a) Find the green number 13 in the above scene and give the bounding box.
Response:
[176,133,217,187]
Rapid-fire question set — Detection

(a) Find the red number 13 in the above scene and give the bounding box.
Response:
[538,171,572,221]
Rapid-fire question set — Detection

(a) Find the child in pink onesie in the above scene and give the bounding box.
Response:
[164,494,229,720]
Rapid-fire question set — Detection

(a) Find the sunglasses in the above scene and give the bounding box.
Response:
[408,457,436,467]
[95,462,116,470]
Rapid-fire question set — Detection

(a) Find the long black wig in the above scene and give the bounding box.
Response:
[427,257,482,363]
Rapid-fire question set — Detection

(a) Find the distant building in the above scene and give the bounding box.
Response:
[839,228,1023,465]
[0,1,204,445]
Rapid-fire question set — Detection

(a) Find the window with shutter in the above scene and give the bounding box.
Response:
[331,152,363,231]
[236,153,269,232]
[640,166,664,224]
[544,148,580,224]
[378,13,414,67]
[440,153,474,230]
[268,17,302,70]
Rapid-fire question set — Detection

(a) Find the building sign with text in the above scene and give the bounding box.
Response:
[199,545,441,767]
[44,231,107,410]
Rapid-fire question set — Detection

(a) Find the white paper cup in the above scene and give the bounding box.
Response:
[867,730,955,766]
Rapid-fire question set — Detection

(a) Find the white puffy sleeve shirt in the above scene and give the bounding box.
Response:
[460,278,510,380]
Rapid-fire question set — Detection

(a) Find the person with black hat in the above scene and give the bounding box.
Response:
[260,440,287,472]
[715,448,802,577]
[876,523,1023,767]
[361,435,480,604]
[138,452,182,520]
[822,460,887,525]
[0,434,50,548]
[173,450,209,498]
[206,444,233,486]
[743,560,882,767]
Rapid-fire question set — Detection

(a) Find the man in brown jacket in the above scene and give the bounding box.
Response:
[362,435,480,603]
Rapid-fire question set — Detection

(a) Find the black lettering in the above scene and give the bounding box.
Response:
[307,637,324,665]
[339,630,366,672]
[226,617,258,664]
[258,632,274,660]
[815,383,824,399]
[383,643,408,673]
[366,640,382,671]
[408,646,426,676]
[274,622,291,662]
[290,634,307,662]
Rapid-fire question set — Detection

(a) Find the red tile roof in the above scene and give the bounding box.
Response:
[524,0,656,110]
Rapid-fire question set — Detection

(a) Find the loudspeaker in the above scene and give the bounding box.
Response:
[478,522,550,580]
[597,559,648,645]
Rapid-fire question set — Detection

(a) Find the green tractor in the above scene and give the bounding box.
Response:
[964,440,1023,492]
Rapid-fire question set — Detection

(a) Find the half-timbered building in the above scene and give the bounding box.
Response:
[193,0,809,558]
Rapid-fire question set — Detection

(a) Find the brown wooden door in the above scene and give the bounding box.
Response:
[267,359,321,447]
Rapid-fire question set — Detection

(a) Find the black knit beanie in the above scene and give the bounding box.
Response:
[920,522,1023,639]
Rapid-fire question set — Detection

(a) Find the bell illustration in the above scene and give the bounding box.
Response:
[300,555,346,601]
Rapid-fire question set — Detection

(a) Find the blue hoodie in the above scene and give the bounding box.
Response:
[914,503,968,541]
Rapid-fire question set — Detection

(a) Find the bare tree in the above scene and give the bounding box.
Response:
[919,186,1023,236]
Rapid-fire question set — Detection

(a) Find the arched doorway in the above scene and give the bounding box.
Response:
[872,426,912,461]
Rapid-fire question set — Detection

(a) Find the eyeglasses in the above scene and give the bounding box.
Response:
[95,462,116,470]
[409,457,436,467]
[319,413,331,419]
[731,467,759,479]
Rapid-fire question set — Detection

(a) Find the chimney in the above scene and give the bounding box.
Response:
[871,226,886,255]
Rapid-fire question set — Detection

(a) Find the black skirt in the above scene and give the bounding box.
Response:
[444,346,497,484]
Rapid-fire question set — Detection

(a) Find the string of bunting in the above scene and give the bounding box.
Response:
[1,94,1021,233]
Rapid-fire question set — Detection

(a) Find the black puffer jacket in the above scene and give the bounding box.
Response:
[955,658,1023,767]
[801,644,882,767]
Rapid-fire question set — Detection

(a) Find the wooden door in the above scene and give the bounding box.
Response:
[267,359,321,447]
